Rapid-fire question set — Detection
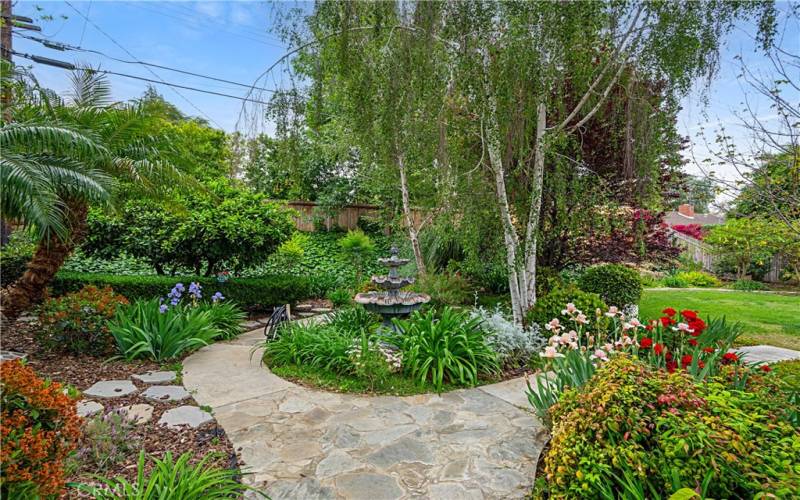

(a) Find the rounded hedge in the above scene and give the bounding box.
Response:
[526,285,607,326]
[577,264,642,307]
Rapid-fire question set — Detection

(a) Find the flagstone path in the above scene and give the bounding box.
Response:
[183,328,548,499]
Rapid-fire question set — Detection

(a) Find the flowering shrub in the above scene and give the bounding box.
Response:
[74,410,138,474]
[541,356,799,499]
[671,223,704,240]
[37,285,129,356]
[1,360,82,498]
[471,306,546,368]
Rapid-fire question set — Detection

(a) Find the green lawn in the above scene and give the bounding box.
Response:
[639,289,800,350]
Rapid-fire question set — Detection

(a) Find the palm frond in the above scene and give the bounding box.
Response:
[68,67,113,108]
[0,154,68,239]
[0,123,109,161]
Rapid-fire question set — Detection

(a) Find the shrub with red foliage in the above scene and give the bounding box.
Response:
[671,223,705,240]
[0,360,82,497]
[570,208,680,264]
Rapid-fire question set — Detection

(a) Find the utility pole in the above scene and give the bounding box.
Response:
[1,0,14,124]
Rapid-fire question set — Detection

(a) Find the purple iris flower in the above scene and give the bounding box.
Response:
[211,291,224,303]
[159,304,169,314]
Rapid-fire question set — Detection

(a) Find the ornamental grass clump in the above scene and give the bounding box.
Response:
[540,356,799,499]
[76,450,262,499]
[1,360,82,498]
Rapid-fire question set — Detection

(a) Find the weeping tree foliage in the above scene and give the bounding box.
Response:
[0,69,187,320]
[263,1,777,323]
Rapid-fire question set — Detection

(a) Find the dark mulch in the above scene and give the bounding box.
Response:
[2,319,239,497]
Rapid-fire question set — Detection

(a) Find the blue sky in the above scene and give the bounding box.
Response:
[11,1,798,188]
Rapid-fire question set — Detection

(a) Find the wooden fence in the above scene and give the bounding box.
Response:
[670,230,716,271]
[281,201,381,232]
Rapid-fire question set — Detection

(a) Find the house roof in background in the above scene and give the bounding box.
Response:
[663,211,725,226]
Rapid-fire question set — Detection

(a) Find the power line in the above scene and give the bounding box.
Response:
[127,2,285,50]
[63,0,222,128]
[15,31,277,93]
[12,51,271,105]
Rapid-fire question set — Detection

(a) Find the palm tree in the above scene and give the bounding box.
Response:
[1,69,184,320]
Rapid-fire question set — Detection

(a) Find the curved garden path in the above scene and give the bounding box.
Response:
[183,327,548,499]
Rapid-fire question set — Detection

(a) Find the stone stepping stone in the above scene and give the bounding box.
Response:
[132,371,177,384]
[294,304,314,312]
[17,315,37,323]
[734,345,800,363]
[312,307,333,314]
[0,350,27,361]
[84,380,138,398]
[296,312,315,318]
[76,400,104,418]
[241,320,264,331]
[159,405,213,429]
[118,403,154,425]
[142,385,190,403]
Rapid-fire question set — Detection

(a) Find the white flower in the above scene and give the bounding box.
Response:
[540,346,564,358]
[549,335,561,345]
[676,322,694,333]
[629,318,643,328]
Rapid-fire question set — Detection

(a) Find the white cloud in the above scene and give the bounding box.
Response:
[194,1,224,18]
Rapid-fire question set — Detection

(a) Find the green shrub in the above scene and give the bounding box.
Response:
[390,307,500,392]
[577,264,642,307]
[75,450,259,499]
[326,288,353,307]
[50,272,311,311]
[0,253,29,287]
[535,267,564,298]
[543,356,799,499]
[526,285,607,326]
[37,285,129,356]
[61,250,153,276]
[262,321,355,375]
[108,299,219,361]
[673,270,722,287]
[660,274,689,288]
[411,272,473,306]
[245,231,392,295]
[732,278,767,291]
[338,229,375,282]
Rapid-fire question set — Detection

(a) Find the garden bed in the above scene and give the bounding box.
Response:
[2,319,239,495]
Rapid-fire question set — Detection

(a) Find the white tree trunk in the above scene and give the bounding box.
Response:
[484,98,526,323]
[397,152,427,276]
[522,103,547,307]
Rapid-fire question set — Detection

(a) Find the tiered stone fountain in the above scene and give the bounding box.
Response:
[354,245,430,329]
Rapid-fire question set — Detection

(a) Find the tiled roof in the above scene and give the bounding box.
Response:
[663,211,725,226]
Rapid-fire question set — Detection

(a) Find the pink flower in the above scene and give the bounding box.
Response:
[548,335,560,345]
[540,346,564,358]
[604,306,620,318]
[545,318,562,332]
[591,349,608,361]
[575,313,589,325]
[675,322,694,333]
[561,303,578,315]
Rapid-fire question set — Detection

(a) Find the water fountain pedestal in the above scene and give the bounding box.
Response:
[354,246,430,329]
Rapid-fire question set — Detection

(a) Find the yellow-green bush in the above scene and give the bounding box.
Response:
[540,356,799,499]
[674,270,722,288]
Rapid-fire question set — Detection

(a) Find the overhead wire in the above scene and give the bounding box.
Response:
[63,0,222,128]
[15,31,277,93]
[12,50,272,105]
